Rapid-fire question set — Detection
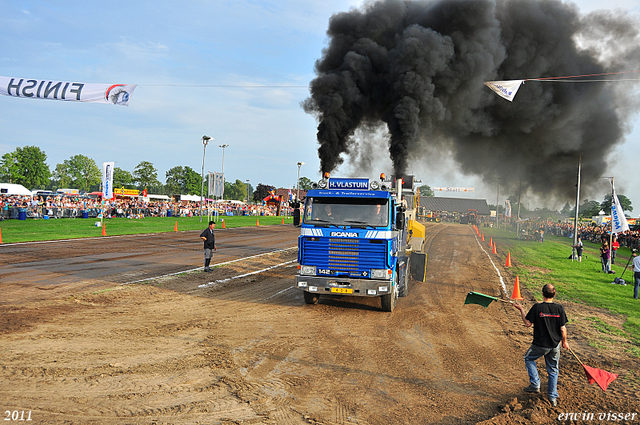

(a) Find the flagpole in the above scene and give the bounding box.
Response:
[572,157,581,261]
[609,177,614,272]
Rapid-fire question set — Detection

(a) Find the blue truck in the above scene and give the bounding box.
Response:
[293,174,426,312]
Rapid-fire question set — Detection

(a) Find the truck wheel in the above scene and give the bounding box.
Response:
[303,291,320,305]
[381,274,398,312]
[399,258,410,297]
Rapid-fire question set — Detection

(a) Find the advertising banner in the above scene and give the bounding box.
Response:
[102,162,114,200]
[0,76,136,106]
[611,190,629,234]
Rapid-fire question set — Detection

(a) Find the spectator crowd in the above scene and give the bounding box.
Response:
[0,194,283,221]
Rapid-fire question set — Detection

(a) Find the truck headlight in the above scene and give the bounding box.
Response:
[371,269,392,279]
[300,265,316,276]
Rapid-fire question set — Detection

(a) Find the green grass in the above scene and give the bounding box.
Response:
[0,215,293,243]
[479,225,640,356]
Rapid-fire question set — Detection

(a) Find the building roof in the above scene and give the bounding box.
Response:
[420,196,491,215]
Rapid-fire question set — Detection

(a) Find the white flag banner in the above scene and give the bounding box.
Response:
[484,80,524,102]
[611,189,629,234]
[0,76,136,106]
[212,172,225,198]
[102,162,115,200]
[505,199,512,218]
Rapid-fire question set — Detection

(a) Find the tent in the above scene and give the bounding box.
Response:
[0,183,32,196]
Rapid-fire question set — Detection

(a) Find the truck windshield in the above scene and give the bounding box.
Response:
[303,197,389,227]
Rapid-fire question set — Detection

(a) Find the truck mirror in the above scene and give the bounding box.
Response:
[293,205,301,227]
[396,210,405,230]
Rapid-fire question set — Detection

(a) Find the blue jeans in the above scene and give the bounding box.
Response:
[524,344,561,400]
[634,272,640,299]
[601,257,610,272]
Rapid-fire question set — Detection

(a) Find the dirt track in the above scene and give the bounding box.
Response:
[1,223,638,424]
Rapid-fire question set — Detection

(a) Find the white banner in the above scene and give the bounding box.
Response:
[102,162,115,200]
[484,80,524,102]
[505,199,512,218]
[0,76,136,106]
[432,187,475,192]
[212,172,225,198]
[611,189,629,234]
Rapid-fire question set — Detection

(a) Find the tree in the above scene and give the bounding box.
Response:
[224,179,249,201]
[601,194,633,213]
[418,185,434,197]
[298,176,313,191]
[253,183,275,203]
[0,146,51,189]
[53,154,100,191]
[560,202,572,215]
[578,199,602,218]
[113,167,135,189]
[133,161,161,190]
[165,166,201,195]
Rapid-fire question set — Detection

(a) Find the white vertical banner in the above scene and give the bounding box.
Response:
[102,162,114,200]
[504,199,512,218]
[611,189,629,234]
[208,172,214,198]
[212,172,225,198]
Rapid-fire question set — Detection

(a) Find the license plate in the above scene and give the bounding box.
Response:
[331,287,353,294]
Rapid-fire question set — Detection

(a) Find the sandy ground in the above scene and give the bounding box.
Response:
[1,223,638,424]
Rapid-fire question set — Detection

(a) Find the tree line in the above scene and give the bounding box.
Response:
[0,145,313,203]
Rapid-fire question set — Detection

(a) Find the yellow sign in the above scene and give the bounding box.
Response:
[118,187,139,196]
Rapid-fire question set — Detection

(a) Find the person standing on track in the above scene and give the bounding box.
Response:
[200,221,217,272]
[513,284,570,407]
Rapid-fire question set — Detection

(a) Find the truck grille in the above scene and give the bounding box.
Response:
[301,238,388,276]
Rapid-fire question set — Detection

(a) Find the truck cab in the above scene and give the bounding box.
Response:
[294,174,425,312]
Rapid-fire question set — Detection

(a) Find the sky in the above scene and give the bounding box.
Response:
[1,0,639,212]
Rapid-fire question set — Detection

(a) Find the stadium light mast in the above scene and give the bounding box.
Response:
[200,135,212,223]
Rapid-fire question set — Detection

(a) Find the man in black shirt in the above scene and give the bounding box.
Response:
[513,284,569,407]
[199,221,217,272]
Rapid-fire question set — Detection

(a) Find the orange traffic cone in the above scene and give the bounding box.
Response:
[511,276,523,300]
[492,242,497,254]
[102,223,107,236]
[174,221,178,232]
[489,237,493,247]
[281,217,284,225]
[481,233,485,241]
[222,219,226,229]
[256,218,260,226]
[0,226,3,243]
[505,252,512,267]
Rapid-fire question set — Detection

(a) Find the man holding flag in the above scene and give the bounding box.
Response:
[513,284,570,407]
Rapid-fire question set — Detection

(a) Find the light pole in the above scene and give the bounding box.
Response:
[296,162,305,201]
[200,135,212,223]
[245,179,250,204]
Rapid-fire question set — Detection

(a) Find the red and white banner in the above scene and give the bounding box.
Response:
[0,76,136,106]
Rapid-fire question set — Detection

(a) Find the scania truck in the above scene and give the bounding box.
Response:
[293,174,426,312]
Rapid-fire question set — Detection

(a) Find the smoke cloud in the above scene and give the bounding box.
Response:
[303,0,640,200]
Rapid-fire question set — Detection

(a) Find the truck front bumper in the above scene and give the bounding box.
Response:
[295,275,394,297]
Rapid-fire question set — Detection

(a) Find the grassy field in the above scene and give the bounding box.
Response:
[0,215,293,243]
[479,225,639,358]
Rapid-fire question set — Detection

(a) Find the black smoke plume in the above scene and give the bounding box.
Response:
[303,0,640,199]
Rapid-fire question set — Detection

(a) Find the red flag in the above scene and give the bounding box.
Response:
[143,187,148,197]
[582,364,618,391]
